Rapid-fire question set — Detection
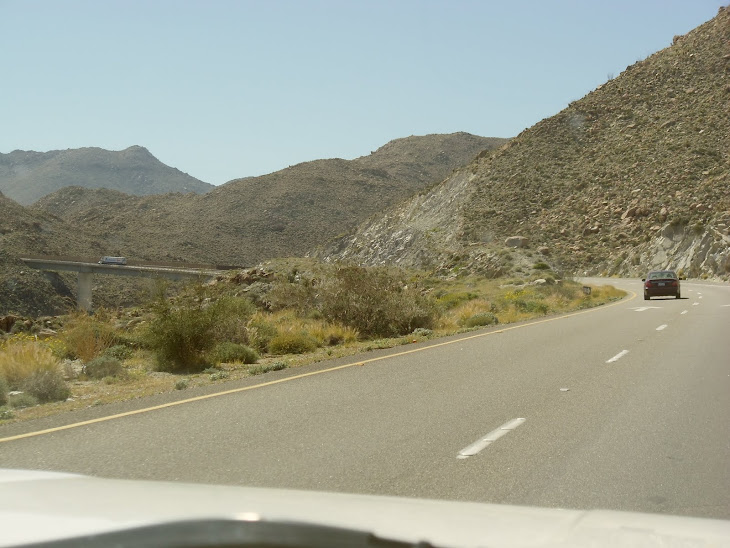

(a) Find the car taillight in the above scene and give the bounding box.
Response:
[645,281,652,288]
[671,280,678,287]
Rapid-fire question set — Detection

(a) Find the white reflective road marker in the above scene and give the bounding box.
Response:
[656,324,668,331]
[457,418,526,459]
[607,350,629,363]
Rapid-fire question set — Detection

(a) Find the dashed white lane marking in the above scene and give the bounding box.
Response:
[693,303,700,306]
[656,324,668,331]
[607,350,629,363]
[630,306,660,312]
[457,418,526,459]
[681,310,688,315]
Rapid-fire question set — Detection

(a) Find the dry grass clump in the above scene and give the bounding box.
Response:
[0,336,61,389]
[435,278,624,332]
[61,310,117,362]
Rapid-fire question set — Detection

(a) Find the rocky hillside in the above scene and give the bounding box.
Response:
[319,8,730,280]
[35,133,505,266]
[0,146,213,205]
[0,192,102,315]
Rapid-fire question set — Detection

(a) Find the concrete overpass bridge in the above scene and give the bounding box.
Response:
[21,258,222,312]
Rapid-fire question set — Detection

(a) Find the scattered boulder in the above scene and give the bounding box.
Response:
[505,236,528,248]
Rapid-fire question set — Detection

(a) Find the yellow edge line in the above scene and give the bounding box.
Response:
[0,290,636,443]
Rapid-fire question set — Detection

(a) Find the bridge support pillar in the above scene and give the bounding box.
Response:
[77,272,93,312]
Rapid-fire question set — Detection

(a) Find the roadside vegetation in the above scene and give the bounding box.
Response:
[0,259,624,423]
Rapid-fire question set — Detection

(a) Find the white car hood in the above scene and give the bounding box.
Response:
[1,468,729,547]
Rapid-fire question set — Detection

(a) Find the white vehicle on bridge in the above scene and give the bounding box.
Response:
[98,256,127,265]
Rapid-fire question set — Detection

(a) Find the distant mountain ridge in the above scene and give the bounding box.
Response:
[34,133,506,267]
[0,145,213,205]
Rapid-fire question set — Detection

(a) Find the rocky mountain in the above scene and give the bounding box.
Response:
[0,146,213,205]
[35,133,505,266]
[319,8,730,280]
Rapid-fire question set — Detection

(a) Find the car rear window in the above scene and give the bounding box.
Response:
[648,271,677,280]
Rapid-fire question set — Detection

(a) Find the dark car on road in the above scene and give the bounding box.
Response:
[642,270,681,300]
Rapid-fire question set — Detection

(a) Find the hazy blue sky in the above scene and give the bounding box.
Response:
[1,0,725,185]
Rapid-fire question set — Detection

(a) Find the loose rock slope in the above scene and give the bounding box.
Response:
[320,8,730,280]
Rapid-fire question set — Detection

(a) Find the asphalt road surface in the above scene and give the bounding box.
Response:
[1,278,728,520]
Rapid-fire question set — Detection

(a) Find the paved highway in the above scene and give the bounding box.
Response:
[1,278,728,519]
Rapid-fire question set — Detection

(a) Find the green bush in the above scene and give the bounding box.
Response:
[146,287,256,373]
[0,376,8,406]
[210,342,259,364]
[83,356,123,379]
[174,379,189,390]
[0,406,13,420]
[318,265,436,338]
[145,295,219,373]
[20,370,70,403]
[103,344,133,361]
[520,300,550,314]
[463,312,499,327]
[213,297,256,344]
[9,392,39,408]
[269,332,318,355]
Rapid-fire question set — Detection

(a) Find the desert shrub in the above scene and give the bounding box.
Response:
[0,376,8,406]
[9,392,39,408]
[83,356,123,379]
[145,296,218,373]
[533,262,551,270]
[212,296,256,344]
[309,324,359,346]
[269,332,318,355]
[175,379,189,390]
[210,342,259,364]
[436,291,479,310]
[103,344,133,361]
[146,287,257,373]
[267,279,317,315]
[246,315,279,353]
[462,312,499,328]
[520,300,550,314]
[62,312,118,362]
[317,265,436,338]
[0,339,61,390]
[0,406,13,420]
[209,370,230,381]
[248,361,288,375]
[21,370,70,403]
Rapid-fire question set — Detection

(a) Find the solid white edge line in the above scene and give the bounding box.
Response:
[656,324,668,331]
[606,350,629,363]
[457,418,526,459]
